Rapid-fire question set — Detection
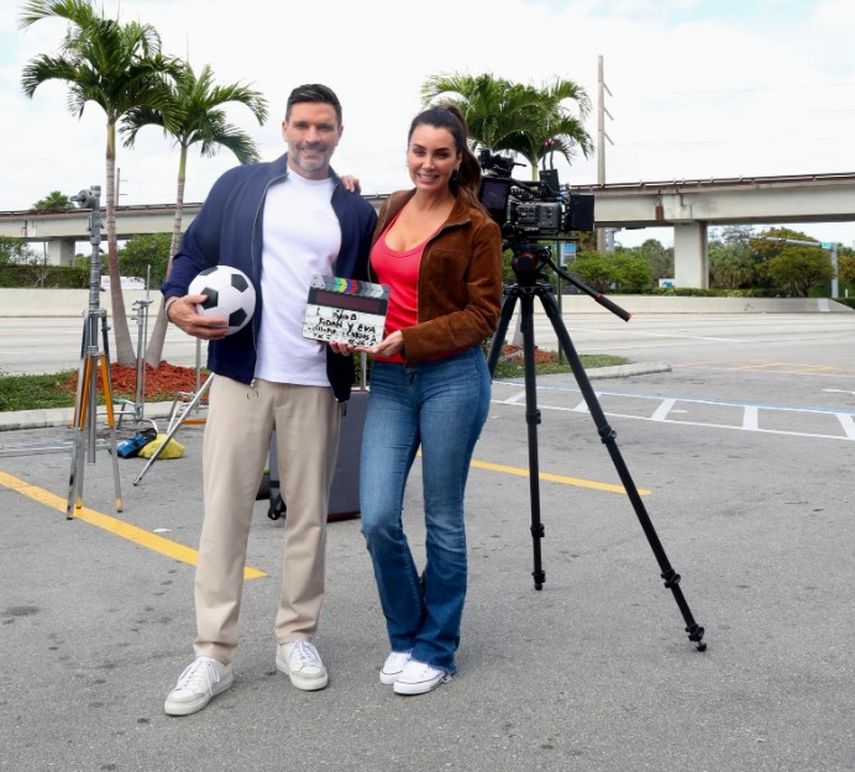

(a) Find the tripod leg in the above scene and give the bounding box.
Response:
[486,286,546,589]
[487,287,519,375]
[519,291,546,590]
[67,348,93,519]
[539,290,706,650]
[99,316,123,512]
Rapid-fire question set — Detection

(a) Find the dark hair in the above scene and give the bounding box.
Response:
[286,83,342,125]
[408,104,482,205]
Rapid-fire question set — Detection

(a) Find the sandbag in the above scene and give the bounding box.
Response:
[138,433,185,460]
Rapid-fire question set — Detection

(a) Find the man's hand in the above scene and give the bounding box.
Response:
[328,340,356,355]
[166,295,229,340]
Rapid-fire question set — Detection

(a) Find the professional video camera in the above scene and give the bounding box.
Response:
[478,149,595,281]
[477,149,594,240]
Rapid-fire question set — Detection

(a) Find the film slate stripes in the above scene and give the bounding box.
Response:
[302,274,390,348]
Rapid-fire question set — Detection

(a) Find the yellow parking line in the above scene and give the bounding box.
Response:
[470,458,650,495]
[0,469,266,579]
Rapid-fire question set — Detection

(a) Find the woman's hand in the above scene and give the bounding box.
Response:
[340,174,361,193]
[362,330,404,358]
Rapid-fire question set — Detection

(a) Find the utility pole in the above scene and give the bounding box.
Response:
[596,54,614,253]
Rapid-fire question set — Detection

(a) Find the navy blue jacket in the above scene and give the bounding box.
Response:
[163,154,377,401]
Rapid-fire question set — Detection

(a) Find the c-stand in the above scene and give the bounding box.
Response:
[486,241,706,651]
[66,186,123,519]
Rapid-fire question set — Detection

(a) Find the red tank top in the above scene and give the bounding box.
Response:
[370,219,426,364]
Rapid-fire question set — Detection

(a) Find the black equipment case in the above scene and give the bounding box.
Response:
[260,389,368,522]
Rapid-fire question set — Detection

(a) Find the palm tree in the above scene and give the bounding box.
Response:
[33,190,72,211]
[121,61,268,366]
[501,79,593,180]
[20,0,178,365]
[422,72,593,180]
[421,73,534,152]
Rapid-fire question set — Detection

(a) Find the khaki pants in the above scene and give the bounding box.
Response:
[193,375,341,665]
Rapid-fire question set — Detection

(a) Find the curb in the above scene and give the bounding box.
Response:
[586,361,672,379]
[0,363,671,432]
[0,400,183,433]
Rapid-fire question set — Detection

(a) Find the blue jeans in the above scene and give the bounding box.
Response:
[359,347,491,674]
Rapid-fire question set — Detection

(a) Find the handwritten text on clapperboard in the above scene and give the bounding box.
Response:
[302,275,390,348]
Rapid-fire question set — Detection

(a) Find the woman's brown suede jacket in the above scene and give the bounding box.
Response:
[369,189,504,366]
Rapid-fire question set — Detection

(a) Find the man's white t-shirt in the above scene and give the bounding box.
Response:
[254,172,341,385]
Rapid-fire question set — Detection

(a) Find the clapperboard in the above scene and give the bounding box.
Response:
[302,274,390,347]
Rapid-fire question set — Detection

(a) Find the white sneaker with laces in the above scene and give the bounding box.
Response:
[379,650,412,685]
[276,640,329,691]
[164,656,234,716]
[392,659,449,695]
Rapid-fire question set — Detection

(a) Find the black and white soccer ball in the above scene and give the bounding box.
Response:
[188,265,256,335]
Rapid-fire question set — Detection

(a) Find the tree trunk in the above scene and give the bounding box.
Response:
[145,147,187,367]
[105,118,135,365]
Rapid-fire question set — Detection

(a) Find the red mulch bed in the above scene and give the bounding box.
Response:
[500,345,558,365]
[59,346,555,402]
[62,361,207,403]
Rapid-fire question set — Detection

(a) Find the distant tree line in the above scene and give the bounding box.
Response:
[0,232,169,288]
[5,226,852,300]
[558,225,854,299]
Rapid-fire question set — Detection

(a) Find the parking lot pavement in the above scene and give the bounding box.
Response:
[2,356,854,770]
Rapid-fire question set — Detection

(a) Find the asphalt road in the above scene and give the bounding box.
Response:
[1,311,854,771]
[1,309,854,377]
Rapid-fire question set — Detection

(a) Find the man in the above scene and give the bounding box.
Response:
[161,83,377,716]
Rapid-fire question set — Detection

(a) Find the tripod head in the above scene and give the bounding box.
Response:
[508,240,551,286]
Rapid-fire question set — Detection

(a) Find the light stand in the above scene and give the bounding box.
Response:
[132,372,212,486]
[116,297,153,428]
[65,186,123,519]
[487,241,706,651]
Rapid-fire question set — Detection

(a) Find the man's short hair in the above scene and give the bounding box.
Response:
[286,83,342,125]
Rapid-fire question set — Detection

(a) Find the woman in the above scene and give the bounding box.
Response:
[357,105,503,695]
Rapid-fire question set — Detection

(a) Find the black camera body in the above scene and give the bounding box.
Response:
[478,149,594,239]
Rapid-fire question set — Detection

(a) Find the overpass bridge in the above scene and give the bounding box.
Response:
[2,172,853,288]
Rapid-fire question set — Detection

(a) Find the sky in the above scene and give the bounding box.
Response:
[1,0,854,248]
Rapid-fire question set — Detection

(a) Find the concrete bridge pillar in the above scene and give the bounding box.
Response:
[673,222,709,289]
[46,238,76,265]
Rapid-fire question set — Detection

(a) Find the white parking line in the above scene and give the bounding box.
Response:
[743,406,759,431]
[836,413,855,439]
[650,398,676,422]
[492,381,855,443]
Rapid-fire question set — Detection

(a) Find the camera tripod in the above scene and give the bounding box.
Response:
[486,242,706,651]
[66,186,123,519]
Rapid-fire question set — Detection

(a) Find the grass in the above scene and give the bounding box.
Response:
[0,351,628,412]
[0,370,78,411]
[492,352,625,379]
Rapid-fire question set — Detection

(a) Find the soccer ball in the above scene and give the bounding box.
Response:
[188,265,256,335]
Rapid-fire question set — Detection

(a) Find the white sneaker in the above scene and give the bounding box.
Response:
[379,650,412,685]
[276,640,329,691]
[392,659,449,695]
[164,657,234,716]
